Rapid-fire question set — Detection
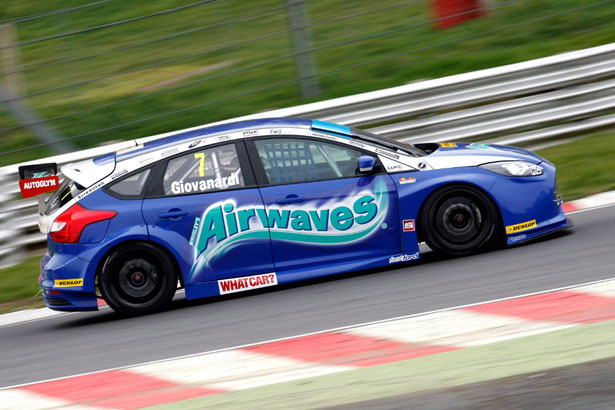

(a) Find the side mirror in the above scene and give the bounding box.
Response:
[358,155,377,174]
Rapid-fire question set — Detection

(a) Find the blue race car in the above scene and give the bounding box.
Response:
[35,118,568,315]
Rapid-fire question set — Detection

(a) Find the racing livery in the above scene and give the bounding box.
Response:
[31,118,569,315]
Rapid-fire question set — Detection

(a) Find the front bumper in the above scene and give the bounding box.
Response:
[488,161,568,246]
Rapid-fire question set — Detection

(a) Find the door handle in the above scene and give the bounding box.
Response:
[275,195,305,205]
[159,209,188,219]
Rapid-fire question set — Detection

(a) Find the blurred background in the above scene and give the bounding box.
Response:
[0,0,612,164]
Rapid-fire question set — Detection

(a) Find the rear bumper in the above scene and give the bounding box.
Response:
[39,252,99,312]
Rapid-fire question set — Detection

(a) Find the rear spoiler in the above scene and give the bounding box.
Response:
[18,163,59,213]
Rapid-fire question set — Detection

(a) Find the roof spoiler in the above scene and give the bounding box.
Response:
[18,163,59,213]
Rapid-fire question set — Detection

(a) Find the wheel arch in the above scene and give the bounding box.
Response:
[416,182,505,244]
[95,239,184,290]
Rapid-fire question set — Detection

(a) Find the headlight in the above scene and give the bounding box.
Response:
[480,161,544,177]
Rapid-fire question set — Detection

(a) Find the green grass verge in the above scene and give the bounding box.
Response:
[1,0,613,165]
[536,131,615,201]
[0,254,45,313]
[145,320,615,410]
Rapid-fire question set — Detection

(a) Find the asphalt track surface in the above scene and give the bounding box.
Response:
[0,205,613,388]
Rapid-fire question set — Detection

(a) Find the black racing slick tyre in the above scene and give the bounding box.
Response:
[420,185,501,256]
[99,242,177,316]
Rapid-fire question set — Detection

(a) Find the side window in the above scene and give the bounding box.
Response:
[107,169,151,198]
[254,138,363,184]
[163,144,244,196]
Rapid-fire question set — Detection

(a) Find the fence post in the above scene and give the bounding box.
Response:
[286,0,320,99]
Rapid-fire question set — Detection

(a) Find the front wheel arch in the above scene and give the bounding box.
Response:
[417,183,505,256]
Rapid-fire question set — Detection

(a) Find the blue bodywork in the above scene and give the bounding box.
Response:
[40,119,568,311]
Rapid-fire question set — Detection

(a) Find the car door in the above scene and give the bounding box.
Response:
[142,142,275,286]
[247,136,402,275]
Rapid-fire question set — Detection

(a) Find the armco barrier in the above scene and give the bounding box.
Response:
[0,44,613,267]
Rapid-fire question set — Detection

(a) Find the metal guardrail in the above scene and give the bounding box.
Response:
[0,44,613,267]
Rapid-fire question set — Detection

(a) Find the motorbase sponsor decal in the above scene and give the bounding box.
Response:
[399,176,416,184]
[388,252,420,264]
[54,278,83,287]
[507,234,527,244]
[506,219,537,234]
[19,176,59,198]
[403,219,415,232]
[218,272,277,295]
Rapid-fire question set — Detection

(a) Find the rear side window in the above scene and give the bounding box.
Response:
[107,169,152,198]
[45,179,83,215]
[162,144,245,196]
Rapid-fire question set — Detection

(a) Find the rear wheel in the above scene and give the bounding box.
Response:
[99,242,177,316]
[420,185,501,256]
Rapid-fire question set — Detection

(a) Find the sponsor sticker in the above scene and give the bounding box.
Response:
[386,164,403,172]
[399,176,416,184]
[403,219,415,232]
[19,176,59,198]
[76,180,106,200]
[388,252,420,264]
[243,130,259,137]
[110,169,128,180]
[161,147,179,158]
[269,129,283,135]
[54,278,83,287]
[439,142,457,148]
[188,182,390,283]
[189,217,201,246]
[508,234,527,244]
[506,219,537,234]
[215,135,231,142]
[189,139,202,148]
[138,156,154,165]
[347,140,365,149]
[467,143,496,151]
[218,272,277,295]
[375,148,400,160]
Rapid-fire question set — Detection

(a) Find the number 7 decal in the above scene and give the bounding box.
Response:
[194,152,206,177]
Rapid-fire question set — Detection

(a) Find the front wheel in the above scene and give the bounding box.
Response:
[420,185,501,256]
[99,242,177,316]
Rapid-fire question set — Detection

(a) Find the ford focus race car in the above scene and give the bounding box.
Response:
[30,118,568,315]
